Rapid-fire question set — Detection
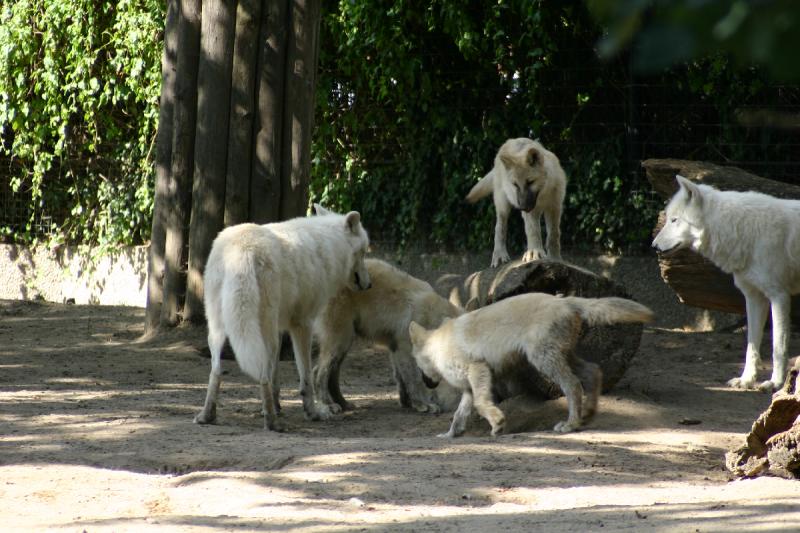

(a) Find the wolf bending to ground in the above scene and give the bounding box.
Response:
[653,175,800,391]
[194,205,371,430]
[314,258,462,414]
[409,293,654,437]
[466,138,567,267]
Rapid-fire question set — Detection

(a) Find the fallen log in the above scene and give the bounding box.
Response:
[643,158,800,322]
[437,258,646,399]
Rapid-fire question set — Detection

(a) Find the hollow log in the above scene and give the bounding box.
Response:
[643,158,800,322]
[437,259,646,399]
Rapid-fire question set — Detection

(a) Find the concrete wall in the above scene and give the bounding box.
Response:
[0,244,148,307]
[0,243,739,330]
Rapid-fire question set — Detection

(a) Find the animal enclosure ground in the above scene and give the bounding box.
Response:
[1,299,799,532]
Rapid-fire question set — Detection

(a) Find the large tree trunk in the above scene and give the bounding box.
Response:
[144,0,178,336]
[223,0,263,227]
[250,0,288,224]
[160,0,201,327]
[643,159,800,323]
[183,0,237,323]
[438,259,646,398]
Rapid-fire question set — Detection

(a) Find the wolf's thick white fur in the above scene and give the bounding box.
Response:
[466,138,567,267]
[409,293,654,437]
[653,175,800,391]
[194,206,371,430]
[314,258,463,414]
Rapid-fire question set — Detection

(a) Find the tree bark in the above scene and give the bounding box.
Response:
[160,0,201,327]
[644,158,800,322]
[437,259,646,398]
[250,0,288,224]
[144,0,178,336]
[279,0,321,220]
[224,0,263,227]
[184,0,237,323]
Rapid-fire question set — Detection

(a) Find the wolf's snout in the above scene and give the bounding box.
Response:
[354,271,371,290]
[519,189,538,212]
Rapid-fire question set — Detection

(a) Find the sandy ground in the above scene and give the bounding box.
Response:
[2,298,799,532]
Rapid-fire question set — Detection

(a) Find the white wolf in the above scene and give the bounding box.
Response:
[409,293,653,437]
[194,205,371,430]
[466,138,567,267]
[314,257,463,414]
[653,175,800,391]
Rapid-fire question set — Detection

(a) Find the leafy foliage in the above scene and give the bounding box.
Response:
[311,1,657,251]
[0,0,164,248]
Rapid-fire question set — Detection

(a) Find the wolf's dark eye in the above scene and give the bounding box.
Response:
[670,217,677,223]
[513,183,520,190]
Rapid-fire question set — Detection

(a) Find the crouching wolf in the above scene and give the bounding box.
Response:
[466,138,567,267]
[653,175,800,391]
[314,258,463,414]
[409,293,654,437]
[194,205,371,430]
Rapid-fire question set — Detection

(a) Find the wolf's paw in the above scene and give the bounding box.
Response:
[521,249,544,263]
[490,420,505,437]
[306,403,333,421]
[412,399,441,414]
[758,379,779,393]
[326,402,343,414]
[491,250,510,268]
[553,420,580,433]
[193,404,217,425]
[727,376,757,389]
[437,431,456,439]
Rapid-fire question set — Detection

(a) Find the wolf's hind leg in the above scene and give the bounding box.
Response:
[536,351,584,433]
[195,328,226,425]
[291,324,332,421]
[573,357,602,422]
[467,362,505,436]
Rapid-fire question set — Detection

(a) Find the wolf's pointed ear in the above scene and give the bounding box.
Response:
[676,175,702,205]
[344,211,362,234]
[408,321,429,346]
[314,203,332,216]
[525,147,540,167]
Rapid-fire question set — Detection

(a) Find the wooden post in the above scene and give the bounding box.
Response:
[160,0,201,327]
[280,0,321,220]
[184,0,237,323]
[250,0,288,224]
[224,0,263,227]
[144,0,178,336]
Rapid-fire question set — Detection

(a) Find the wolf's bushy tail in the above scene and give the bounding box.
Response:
[219,255,275,383]
[465,171,494,203]
[566,296,654,326]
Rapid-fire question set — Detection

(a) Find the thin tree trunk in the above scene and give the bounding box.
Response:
[250,0,288,223]
[184,0,237,323]
[224,0,263,227]
[279,0,321,220]
[144,0,178,336]
[161,0,201,327]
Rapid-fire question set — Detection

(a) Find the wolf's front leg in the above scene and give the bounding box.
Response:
[491,206,511,267]
[467,362,505,436]
[762,293,791,392]
[439,390,473,438]
[391,341,440,413]
[521,210,546,262]
[543,204,562,260]
[728,284,768,389]
[291,325,332,421]
[314,337,354,413]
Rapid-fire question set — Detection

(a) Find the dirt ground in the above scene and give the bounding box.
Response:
[2,297,799,532]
